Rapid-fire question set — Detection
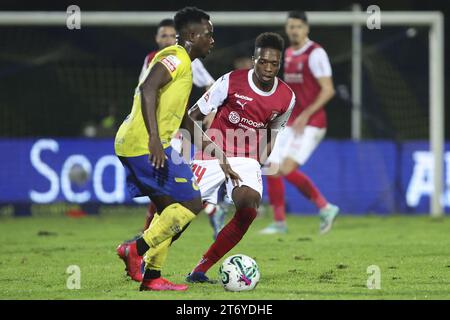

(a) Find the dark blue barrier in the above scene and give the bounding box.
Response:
[0,138,448,215]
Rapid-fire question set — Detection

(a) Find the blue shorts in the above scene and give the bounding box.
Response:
[118,147,200,202]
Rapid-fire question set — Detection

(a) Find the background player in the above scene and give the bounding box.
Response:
[186,32,295,283]
[261,11,339,235]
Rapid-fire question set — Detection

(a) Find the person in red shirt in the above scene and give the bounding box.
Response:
[261,11,339,235]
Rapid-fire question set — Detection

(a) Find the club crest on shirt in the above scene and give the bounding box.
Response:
[228,111,241,124]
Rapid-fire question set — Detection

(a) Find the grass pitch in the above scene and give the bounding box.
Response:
[0,208,449,300]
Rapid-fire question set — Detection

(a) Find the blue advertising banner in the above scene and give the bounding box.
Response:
[399,142,450,214]
[279,141,399,214]
[0,138,448,215]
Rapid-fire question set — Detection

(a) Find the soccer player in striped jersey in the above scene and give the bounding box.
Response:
[185,32,295,283]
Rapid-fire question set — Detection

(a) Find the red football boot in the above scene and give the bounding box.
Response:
[139,277,188,291]
[116,242,143,282]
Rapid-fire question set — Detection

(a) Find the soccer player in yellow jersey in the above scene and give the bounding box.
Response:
[114,7,234,292]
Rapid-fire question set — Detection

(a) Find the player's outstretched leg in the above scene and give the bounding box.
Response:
[116,201,159,280]
[260,175,288,235]
[138,197,201,291]
[116,202,158,274]
[135,201,200,255]
[187,186,259,283]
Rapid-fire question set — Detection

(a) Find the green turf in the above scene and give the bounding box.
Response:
[0,209,449,300]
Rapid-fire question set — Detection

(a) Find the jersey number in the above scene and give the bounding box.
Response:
[192,164,206,183]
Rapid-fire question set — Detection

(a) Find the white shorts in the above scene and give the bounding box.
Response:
[267,126,326,166]
[170,135,183,154]
[191,157,263,205]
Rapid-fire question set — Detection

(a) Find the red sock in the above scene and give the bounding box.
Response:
[285,170,327,209]
[143,202,157,230]
[267,176,286,222]
[192,208,257,274]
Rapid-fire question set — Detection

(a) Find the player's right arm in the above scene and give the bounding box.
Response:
[185,72,231,148]
[139,62,172,169]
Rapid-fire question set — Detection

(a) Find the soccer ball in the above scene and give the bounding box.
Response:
[219,254,260,292]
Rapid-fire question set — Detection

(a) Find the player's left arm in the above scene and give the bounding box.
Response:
[183,72,230,146]
[292,48,335,134]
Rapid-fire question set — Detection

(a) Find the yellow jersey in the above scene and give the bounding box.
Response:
[115,45,193,157]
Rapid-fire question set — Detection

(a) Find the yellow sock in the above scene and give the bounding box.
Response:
[142,203,195,248]
[143,238,171,272]
[142,212,171,271]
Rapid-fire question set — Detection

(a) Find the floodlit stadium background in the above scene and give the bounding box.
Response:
[0,1,448,217]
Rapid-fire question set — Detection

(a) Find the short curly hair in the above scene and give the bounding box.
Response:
[255,32,285,52]
[174,7,210,34]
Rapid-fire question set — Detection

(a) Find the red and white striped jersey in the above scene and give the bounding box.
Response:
[284,39,332,128]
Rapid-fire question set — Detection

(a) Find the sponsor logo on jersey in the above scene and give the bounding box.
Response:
[228,111,265,129]
[236,100,247,110]
[241,118,265,128]
[234,93,253,101]
[161,55,181,72]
